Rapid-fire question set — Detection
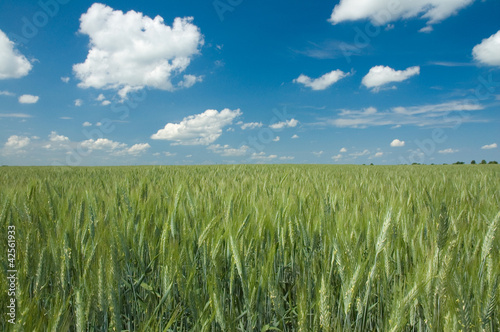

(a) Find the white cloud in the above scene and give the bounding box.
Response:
[324,101,484,128]
[273,136,280,142]
[373,152,384,158]
[362,66,420,91]
[340,147,347,153]
[4,135,30,149]
[313,151,324,157]
[177,74,203,88]
[81,138,127,151]
[0,90,15,96]
[75,99,83,107]
[481,143,497,150]
[438,148,458,154]
[151,108,241,145]
[472,30,500,67]
[163,152,177,157]
[279,156,295,160]
[73,3,203,97]
[101,100,111,106]
[0,113,31,118]
[350,149,370,158]
[18,94,39,104]
[332,154,343,161]
[270,118,299,129]
[241,122,263,130]
[0,30,32,79]
[251,152,277,161]
[419,26,434,33]
[82,121,92,127]
[390,139,405,147]
[291,134,299,139]
[123,143,150,155]
[329,0,475,29]
[49,131,69,142]
[293,70,348,90]
[61,77,70,83]
[208,144,249,156]
[96,94,106,101]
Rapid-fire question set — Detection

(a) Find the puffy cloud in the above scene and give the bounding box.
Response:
[122,143,150,155]
[4,135,30,149]
[372,152,384,158]
[340,147,347,153]
[332,154,343,161]
[291,134,299,139]
[0,30,32,79]
[177,74,203,88]
[61,77,70,83]
[362,66,420,91]
[101,100,111,106]
[270,118,299,129]
[293,70,348,90]
[82,121,92,127]
[329,0,475,29]
[273,136,280,142]
[75,99,83,106]
[208,144,249,156]
[241,122,263,130]
[390,139,405,147]
[18,94,39,104]
[438,148,458,154]
[151,108,241,145]
[324,101,483,128]
[49,131,69,142]
[481,143,497,150]
[81,138,127,151]
[472,30,500,67]
[251,152,277,161]
[73,3,203,97]
[312,151,324,157]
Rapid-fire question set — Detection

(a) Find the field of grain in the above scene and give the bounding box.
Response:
[0,165,499,331]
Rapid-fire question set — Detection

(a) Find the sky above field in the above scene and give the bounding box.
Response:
[0,0,499,166]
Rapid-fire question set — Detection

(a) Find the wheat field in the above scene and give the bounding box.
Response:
[0,165,499,331]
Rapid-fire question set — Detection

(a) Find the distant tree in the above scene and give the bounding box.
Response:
[454,161,465,165]
[370,163,374,166]
[481,159,487,164]
[471,160,476,164]
[488,161,498,164]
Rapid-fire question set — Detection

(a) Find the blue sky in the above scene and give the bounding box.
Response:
[0,0,499,165]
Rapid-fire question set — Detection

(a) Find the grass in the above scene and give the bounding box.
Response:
[0,164,499,331]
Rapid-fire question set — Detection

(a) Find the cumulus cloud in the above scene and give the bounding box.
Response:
[390,139,405,147]
[81,138,127,151]
[472,30,500,67]
[0,30,32,79]
[151,108,241,145]
[49,131,69,142]
[340,147,347,153]
[251,152,277,161]
[279,156,295,160]
[18,94,39,104]
[329,0,475,29]
[362,66,420,91]
[83,121,92,127]
[293,70,348,90]
[270,119,299,129]
[273,136,280,142]
[75,99,83,106]
[73,3,204,97]
[332,154,343,161]
[121,143,150,155]
[241,122,263,130]
[312,151,324,157]
[324,101,484,128]
[481,143,497,150]
[438,148,458,154]
[4,135,30,149]
[208,144,249,156]
[291,134,299,139]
